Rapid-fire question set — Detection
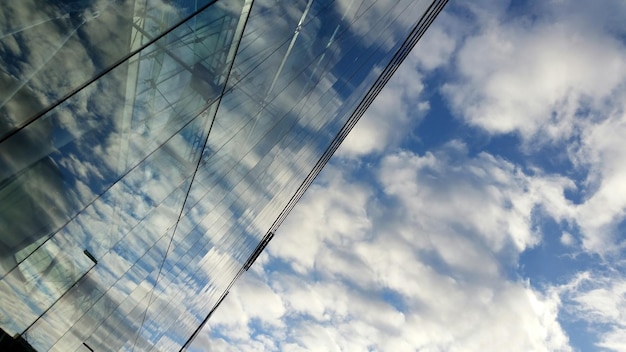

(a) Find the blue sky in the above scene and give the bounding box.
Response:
[195,0,626,351]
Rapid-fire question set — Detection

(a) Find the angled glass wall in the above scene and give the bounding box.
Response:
[0,0,446,351]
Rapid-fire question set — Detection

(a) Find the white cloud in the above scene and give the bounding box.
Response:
[266,165,372,274]
[208,143,573,351]
[560,232,575,247]
[443,16,626,143]
[437,0,626,257]
[379,141,574,257]
[337,51,429,158]
[209,272,286,341]
[561,271,626,351]
[598,328,626,352]
[571,109,626,255]
[413,14,457,71]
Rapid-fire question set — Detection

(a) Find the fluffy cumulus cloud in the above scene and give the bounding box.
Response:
[337,51,430,158]
[572,110,626,255]
[208,273,286,341]
[437,1,626,348]
[205,142,572,351]
[442,0,626,143]
[377,142,573,257]
[441,0,626,257]
[437,1,626,349]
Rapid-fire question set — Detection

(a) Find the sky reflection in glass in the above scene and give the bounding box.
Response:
[0,0,439,350]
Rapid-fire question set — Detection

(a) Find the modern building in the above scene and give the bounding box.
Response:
[0,0,446,350]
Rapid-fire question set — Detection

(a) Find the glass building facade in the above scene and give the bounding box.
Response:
[0,0,446,350]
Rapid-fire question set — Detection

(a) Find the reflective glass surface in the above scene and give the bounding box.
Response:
[0,0,440,350]
[0,0,218,139]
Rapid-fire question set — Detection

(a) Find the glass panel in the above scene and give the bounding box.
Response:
[0,237,95,337]
[24,94,215,350]
[0,0,242,277]
[6,1,251,351]
[0,0,218,138]
[0,0,444,351]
